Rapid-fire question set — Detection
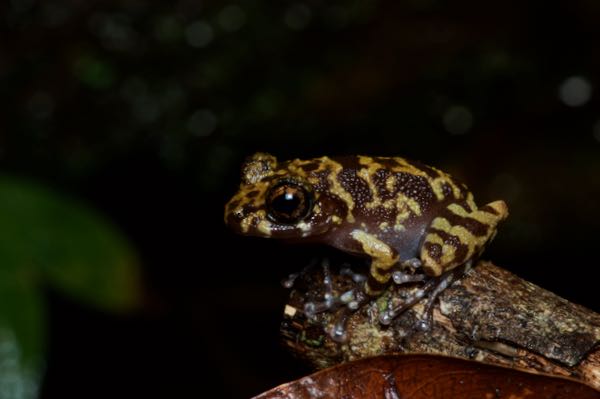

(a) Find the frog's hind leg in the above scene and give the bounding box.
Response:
[381,199,508,329]
[420,200,508,277]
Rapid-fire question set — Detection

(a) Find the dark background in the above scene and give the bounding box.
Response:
[2,0,600,398]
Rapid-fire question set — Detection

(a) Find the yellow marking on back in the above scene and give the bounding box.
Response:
[286,156,357,223]
[385,175,396,191]
[356,164,384,210]
[400,163,460,201]
[358,155,428,179]
[389,156,432,176]
[466,192,477,211]
[398,194,422,216]
[356,156,465,215]
[394,201,411,227]
[393,224,406,232]
[431,176,462,201]
[286,159,314,177]
[323,157,356,222]
[356,157,424,224]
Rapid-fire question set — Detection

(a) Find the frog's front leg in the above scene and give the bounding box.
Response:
[349,229,399,295]
[300,229,398,342]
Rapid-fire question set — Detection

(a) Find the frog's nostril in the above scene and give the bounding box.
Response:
[225,210,244,232]
[233,208,245,219]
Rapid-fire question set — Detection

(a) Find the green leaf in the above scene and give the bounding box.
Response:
[0,175,141,398]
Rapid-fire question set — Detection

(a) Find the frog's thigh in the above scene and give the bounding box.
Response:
[420,200,508,276]
[350,230,398,284]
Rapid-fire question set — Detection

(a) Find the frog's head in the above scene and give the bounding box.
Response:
[224,153,346,240]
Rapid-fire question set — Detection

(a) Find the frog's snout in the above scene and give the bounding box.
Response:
[224,199,246,228]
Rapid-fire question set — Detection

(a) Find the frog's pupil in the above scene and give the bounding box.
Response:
[267,182,311,224]
[274,190,300,214]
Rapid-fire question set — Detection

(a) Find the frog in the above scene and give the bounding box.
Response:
[224,152,508,335]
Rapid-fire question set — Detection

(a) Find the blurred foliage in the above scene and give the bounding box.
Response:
[0,176,140,399]
[2,0,600,193]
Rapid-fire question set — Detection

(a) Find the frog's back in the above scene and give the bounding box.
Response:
[326,155,472,218]
[310,155,473,261]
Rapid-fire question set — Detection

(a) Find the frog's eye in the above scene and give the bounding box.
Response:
[266,180,312,224]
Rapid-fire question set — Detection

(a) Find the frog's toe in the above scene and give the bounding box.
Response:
[379,284,430,325]
[392,270,427,285]
[281,272,300,288]
[401,258,422,269]
[301,258,368,320]
[327,310,350,342]
[340,266,367,284]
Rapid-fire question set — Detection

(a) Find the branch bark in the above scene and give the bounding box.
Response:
[280,261,600,390]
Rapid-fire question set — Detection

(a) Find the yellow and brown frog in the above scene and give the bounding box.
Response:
[224,153,508,334]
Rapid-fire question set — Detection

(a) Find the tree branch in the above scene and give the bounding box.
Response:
[280,261,600,390]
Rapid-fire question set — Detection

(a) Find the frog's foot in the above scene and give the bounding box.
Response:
[301,259,368,318]
[391,258,426,284]
[326,308,351,342]
[379,261,472,329]
[296,258,369,342]
[281,272,300,289]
